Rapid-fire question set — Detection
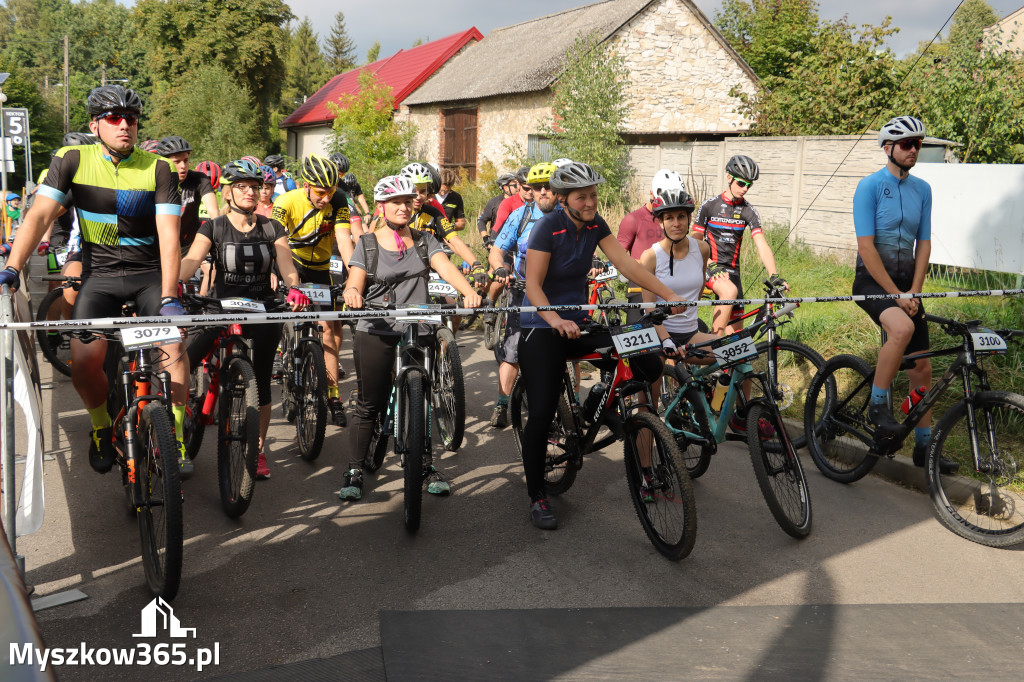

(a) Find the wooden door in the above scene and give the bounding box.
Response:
[442,107,477,180]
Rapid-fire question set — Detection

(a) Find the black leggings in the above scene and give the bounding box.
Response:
[517,326,663,501]
[186,323,283,406]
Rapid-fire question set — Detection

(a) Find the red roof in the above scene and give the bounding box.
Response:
[280,28,483,128]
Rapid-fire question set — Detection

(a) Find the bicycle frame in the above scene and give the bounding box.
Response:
[112,345,172,502]
[664,358,754,448]
[381,322,435,456]
[195,326,252,427]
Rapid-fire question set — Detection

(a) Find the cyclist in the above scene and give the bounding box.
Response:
[694,155,786,335]
[339,174,482,501]
[264,154,296,199]
[436,168,466,231]
[517,162,681,530]
[493,166,533,235]
[853,116,955,474]
[329,153,363,237]
[478,174,517,245]
[487,162,559,428]
[272,153,351,426]
[340,171,372,225]
[0,85,191,476]
[181,160,310,479]
[156,135,221,252]
[619,169,687,323]
[255,165,276,218]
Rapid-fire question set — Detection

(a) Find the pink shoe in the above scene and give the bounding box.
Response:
[256,452,271,480]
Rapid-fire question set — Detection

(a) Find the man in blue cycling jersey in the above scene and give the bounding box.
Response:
[852,115,955,474]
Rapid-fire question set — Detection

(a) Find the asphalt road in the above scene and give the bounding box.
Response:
[10,278,1024,680]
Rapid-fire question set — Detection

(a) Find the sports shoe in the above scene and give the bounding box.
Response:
[423,466,451,496]
[912,444,959,475]
[88,426,115,474]
[867,403,902,438]
[337,365,346,379]
[490,404,508,429]
[256,452,270,480]
[338,468,363,501]
[328,397,348,427]
[641,470,662,503]
[529,498,558,530]
[177,441,194,480]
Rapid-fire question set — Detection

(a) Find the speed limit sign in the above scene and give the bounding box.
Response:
[3,108,28,146]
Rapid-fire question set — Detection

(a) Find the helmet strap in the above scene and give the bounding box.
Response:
[228,202,255,227]
[886,148,912,176]
[99,139,131,161]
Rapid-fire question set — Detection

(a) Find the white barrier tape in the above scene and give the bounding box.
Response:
[2,288,1022,332]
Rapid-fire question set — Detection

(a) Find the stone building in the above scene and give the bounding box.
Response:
[984,6,1024,54]
[399,0,758,179]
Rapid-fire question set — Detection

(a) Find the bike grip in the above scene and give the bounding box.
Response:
[627,287,642,294]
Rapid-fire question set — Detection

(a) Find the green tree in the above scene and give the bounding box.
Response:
[716,0,819,78]
[541,32,631,207]
[134,0,292,143]
[324,11,357,74]
[365,41,380,64]
[281,18,329,114]
[948,0,999,50]
[328,71,415,191]
[148,64,263,163]
[0,59,63,191]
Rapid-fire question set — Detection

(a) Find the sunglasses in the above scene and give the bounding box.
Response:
[309,186,335,198]
[520,184,535,192]
[529,183,551,192]
[895,138,922,151]
[731,176,753,188]
[96,112,139,126]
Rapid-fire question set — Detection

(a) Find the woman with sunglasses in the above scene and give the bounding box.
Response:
[693,154,787,335]
[181,159,311,479]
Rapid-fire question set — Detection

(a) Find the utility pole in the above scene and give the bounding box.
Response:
[63,35,69,135]
[101,64,106,87]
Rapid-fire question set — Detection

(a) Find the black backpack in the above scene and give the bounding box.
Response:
[361,228,431,285]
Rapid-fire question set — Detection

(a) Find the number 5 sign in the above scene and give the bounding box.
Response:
[3,108,29,146]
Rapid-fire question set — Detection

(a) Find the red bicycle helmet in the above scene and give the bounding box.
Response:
[196,161,222,190]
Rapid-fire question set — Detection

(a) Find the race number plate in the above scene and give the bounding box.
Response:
[298,284,332,304]
[428,280,458,297]
[971,329,1007,354]
[329,257,345,274]
[709,330,757,367]
[220,298,266,312]
[593,264,619,283]
[610,321,661,357]
[396,314,444,324]
[54,247,69,267]
[120,326,180,350]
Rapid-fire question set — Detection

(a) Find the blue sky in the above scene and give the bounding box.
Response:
[282,0,1023,60]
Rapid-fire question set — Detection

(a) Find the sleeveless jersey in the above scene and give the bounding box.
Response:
[653,238,703,334]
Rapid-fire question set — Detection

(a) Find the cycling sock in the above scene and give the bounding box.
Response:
[87,403,112,430]
[171,405,185,444]
[497,393,509,407]
[915,426,931,447]
[870,385,889,405]
[328,385,339,400]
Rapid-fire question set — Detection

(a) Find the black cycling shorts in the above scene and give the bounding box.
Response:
[707,267,745,322]
[293,261,335,287]
[73,271,164,320]
[852,272,929,354]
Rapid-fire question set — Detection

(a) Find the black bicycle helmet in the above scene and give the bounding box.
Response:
[329,152,350,175]
[86,85,143,118]
[263,154,286,169]
[725,154,759,182]
[340,172,359,192]
[514,166,530,185]
[549,162,606,194]
[156,135,192,157]
[652,187,695,218]
[222,159,263,185]
[62,132,94,146]
[496,173,515,188]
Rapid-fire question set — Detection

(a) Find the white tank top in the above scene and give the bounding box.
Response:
[654,237,703,333]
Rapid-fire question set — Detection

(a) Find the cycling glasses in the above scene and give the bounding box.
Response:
[308,186,335,198]
[529,183,551,192]
[731,176,753,188]
[95,112,139,126]
[895,138,923,151]
[231,183,260,194]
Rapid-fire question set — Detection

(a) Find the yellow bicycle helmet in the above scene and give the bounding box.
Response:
[526,162,557,186]
[302,153,340,189]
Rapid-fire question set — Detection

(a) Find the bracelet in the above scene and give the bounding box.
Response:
[344,286,360,294]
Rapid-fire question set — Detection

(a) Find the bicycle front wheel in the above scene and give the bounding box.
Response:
[751,339,824,450]
[399,373,427,532]
[432,326,466,451]
[295,346,327,461]
[623,412,697,560]
[804,354,879,483]
[35,287,74,377]
[748,401,812,538]
[217,357,259,518]
[510,378,580,495]
[183,363,207,460]
[137,404,183,600]
[664,365,714,478]
[928,391,1024,547]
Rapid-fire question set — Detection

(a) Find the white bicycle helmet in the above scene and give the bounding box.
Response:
[878,116,925,147]
[651,169,686,195]
[374,175,417,202]
[552,158,574,168]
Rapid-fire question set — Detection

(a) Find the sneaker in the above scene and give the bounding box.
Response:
[867,403,902,438]
[529,498,558,530]
[912,444,959,475]
[729,414,747,435]
[177,441,194,480]
[272,352,283,379]
[338,468,363,501]
[347,388,360,409]
[423,466,451,496]
[328,397,348,427]
[88,426,115,474]
[641,470,662,503]
[490,404,508,429]
[337,365,346,379]
[256,452,270,480]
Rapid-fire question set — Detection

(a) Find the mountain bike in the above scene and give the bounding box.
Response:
[587,262,625,326]
[509,307,698,560]
[804,314,1024,547]
[181,293,269,518]
[35,274,79,376]
[660,316,813,539]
